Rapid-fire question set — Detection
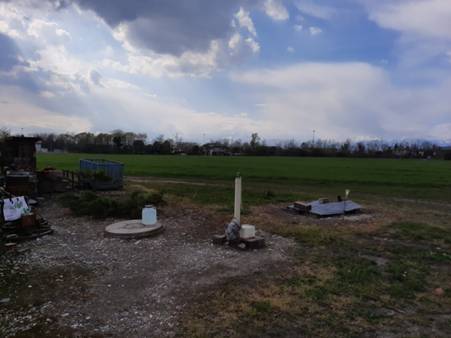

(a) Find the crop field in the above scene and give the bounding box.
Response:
[38,153,451,202]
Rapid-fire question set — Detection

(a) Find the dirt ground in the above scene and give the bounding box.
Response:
[0,199,296,337]
[2,188,451,337]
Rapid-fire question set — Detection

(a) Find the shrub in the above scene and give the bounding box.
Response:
[60,190,165,219]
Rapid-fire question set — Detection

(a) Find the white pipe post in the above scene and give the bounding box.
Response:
[234,174,242,223]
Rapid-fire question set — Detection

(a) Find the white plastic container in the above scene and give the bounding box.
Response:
[240,224,256,239]
[142,205,157,225]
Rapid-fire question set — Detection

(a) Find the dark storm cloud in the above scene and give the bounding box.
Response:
[74,0,252,55]
[0,0,261,55]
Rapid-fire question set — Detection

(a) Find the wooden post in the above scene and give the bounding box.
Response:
[234,174,242,223]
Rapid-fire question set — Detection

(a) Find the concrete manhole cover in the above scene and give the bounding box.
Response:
[105,220,164,239]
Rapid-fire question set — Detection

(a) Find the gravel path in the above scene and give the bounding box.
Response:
[0,200,296,337]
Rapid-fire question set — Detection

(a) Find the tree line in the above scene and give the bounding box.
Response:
[1,128,449,159]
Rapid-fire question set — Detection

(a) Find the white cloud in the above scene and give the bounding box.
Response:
[0,2,71,44]
[287,46,294,53]
[295,0,336,20]
[232,62,451,141]
[103,39,224,78]
[363,0,451,40]
[309,26,322,36]
[362,0,451,67]
[0,86,91,133]
[263,0,289,21]
[227,33,260,59]
[27,19,71,44]
[234,7,257,37]
[75,81,267,139]
[245,37,261,54]
[228,33,242,51]
[293,24,303,32]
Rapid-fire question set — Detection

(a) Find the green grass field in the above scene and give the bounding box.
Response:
[38,153,451,201]
[26,154,451,336]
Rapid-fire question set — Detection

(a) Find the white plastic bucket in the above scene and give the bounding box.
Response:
[240,224,256,239]
[142,205,157,225]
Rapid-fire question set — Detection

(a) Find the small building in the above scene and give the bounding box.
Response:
[35,141,48,153]
[203,143,231,156]
[0,136,40,196]
[1,136,40,173]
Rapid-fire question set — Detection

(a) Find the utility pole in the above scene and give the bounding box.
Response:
[312,129,316,145]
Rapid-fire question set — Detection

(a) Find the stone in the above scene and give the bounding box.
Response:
[105,220,164,239]
[212,234,226,245]
[434,288,445,296]
[242,236,266,250]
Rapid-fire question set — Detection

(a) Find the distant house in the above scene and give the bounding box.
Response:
[203,143,231,156]
[35,141,48,153]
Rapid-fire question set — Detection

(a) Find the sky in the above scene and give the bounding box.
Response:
[0,0,451,143]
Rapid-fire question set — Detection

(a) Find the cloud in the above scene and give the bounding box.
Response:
[232,62,451,141]
[30,77,266,139]
[309,26,322,36]
[89,70,102,86]
[102,40,222,78]
[234,7,257,37]
[362,0,451,40]
[0,0,281,57]
[0,32,23,71]
[293,24,303,32]
[361,0,451,67]
[295,0,336,20]
[70,0,252,56]
[103,5,261,78]
[0,85,92,133]
[0,0,268,78]
[263,0,289,21]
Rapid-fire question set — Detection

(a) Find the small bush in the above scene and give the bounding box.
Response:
[60,190,165,219]
[264,190,276,199]
[250,300,273,315]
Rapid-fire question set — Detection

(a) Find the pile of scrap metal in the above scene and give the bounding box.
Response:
[38,167,75,193]
[0,187,52,253]
[287,197,362,217]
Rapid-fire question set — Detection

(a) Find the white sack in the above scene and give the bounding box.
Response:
[2,196,29,221]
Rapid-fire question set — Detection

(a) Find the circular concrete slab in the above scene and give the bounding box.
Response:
[105,220,164,239]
